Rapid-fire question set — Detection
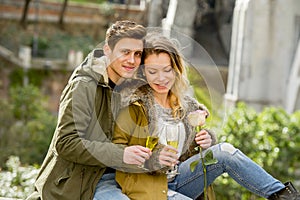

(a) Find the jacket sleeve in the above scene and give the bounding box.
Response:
[55,78,125,168]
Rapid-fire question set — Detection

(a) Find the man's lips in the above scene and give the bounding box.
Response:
[123,65,135,71]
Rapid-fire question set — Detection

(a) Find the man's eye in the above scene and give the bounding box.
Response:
[122,50,130,55]
[135,52,142,57]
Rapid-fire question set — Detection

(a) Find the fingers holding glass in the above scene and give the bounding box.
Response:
[138,136,159,170]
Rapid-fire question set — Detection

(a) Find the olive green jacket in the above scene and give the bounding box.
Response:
[113,85,217,200]
[26,49,136,200]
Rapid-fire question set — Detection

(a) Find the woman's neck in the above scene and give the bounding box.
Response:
[153,93,170,108]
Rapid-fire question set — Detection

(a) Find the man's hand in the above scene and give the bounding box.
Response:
[158,145,179,167]
[195,129,212,149]
[123,145,152,165]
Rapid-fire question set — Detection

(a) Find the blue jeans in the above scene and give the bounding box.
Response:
[168,142,285,199]
[93,173,192,200]
[93,173,130,200]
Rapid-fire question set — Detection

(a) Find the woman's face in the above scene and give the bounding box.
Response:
[144,52,176,95]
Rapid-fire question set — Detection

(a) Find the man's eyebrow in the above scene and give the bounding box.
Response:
[120,48,143,52]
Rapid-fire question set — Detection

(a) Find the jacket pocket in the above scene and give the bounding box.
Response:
[54,165,72,186]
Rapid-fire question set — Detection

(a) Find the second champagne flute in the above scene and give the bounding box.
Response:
[165,123,180,175]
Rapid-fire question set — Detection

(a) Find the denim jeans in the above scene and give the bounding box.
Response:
[93,173,192,200]
[168,142,285,199]
[93,173,130,200]
[93,173,191,200]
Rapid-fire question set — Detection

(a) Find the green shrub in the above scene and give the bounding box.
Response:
[0,84,56,168]
[214,102,300,200]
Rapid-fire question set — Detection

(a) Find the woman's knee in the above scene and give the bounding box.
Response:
[212,142,239,160]
[220,142,237,155]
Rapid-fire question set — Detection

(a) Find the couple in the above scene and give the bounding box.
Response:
[26,20,299,200]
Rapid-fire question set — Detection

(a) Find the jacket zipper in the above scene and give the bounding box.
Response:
[80,167,86,199]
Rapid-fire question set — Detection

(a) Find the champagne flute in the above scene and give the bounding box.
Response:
[165,123,180,175]
[166,124,179,150]
[138,135,159,170]
[146,135,159,151]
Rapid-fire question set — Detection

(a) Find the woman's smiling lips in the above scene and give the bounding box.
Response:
[154,82,169,90]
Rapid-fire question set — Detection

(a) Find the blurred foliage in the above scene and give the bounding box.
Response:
[70,0,106,4]
[0,84,56,168]
[39,33,95,59]
[0,21,96,59]
[188,66,212,111]
[214,102,300,200]
[187,65,225,130]
[9,68,52,88]
[0,156,39,199]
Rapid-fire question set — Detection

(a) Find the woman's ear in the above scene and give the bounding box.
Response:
[103,44,112,56]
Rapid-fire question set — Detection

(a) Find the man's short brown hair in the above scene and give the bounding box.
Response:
[105,20,146,50]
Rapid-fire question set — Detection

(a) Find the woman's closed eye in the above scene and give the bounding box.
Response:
[148,70,156,74]
[164,67,173,73]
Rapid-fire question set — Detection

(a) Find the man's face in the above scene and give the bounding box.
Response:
[105,38,143,84]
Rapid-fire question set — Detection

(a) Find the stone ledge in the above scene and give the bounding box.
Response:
[0,198,22,200]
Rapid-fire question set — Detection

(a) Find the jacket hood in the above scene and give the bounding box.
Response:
[69,49,109,86]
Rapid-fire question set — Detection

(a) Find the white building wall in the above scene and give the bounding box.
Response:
[225,0,300,112]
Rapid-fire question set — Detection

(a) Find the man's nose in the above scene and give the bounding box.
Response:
[127,53,135,63]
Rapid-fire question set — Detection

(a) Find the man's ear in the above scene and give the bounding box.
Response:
[103,44,112,56]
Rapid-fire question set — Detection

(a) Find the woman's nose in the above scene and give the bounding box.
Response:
[157,71,166,81]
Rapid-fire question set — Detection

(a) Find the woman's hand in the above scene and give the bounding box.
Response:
[195,129,212,149]
[158,145,179,167]
[123,145,152,165]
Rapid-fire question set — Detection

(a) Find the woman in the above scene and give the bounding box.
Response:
[113,33,300,200]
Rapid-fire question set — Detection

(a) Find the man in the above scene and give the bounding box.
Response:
[26,20,151,200]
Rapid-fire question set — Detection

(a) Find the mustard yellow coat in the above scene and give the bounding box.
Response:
[113,84,216,200]
[113,101,168,200]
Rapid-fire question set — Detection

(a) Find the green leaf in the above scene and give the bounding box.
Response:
[190,160,200,172]
[204,149,218,165]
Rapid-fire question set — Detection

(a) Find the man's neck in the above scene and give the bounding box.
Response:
[108,78,116,89]
[107,67,124,86]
